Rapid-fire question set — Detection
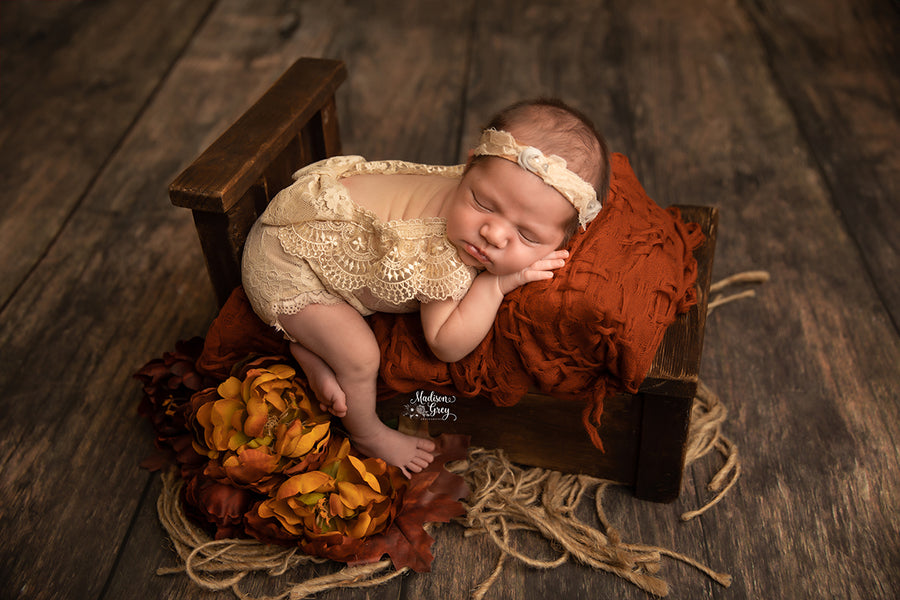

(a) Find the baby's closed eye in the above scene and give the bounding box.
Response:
[472,195,493,212]
[518,229,540,244]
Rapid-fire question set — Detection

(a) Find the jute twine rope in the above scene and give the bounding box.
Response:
[447,376,738,599]
[153,271,768,599]
[707,270,770,316]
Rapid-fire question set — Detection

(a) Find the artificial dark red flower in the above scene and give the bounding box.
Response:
[182,473,256,540]
[135,337,215,472]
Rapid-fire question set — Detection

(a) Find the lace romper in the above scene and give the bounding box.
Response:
[241,156,477,337]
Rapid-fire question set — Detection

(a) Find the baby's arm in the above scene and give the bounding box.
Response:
[420,250,568,362]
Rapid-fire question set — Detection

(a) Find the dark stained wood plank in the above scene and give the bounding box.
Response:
[740,0,900,328]
[170,58,348,304]
[0,136,211,598]
[319,0,475,164]
[0,0,216,309]
[634,206,719,502]
[169,58,347,214]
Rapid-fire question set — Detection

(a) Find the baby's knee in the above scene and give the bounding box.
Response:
[358,339,383,377]
[342,336,382,381]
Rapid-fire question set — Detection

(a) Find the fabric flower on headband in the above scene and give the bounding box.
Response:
[473,128,601,229]
[517,146,549,174]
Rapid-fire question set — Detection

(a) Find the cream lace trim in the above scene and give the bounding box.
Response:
[340,158,463,180]
[243,156,475,321]
[271,157,474,306]
[278,213,475,306]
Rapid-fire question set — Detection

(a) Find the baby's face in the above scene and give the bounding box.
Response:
[444,157,575,275]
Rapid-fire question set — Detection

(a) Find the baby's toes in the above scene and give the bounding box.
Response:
[410,455,431,471]
[330,395,347,416]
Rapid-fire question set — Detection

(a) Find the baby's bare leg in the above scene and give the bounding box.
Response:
[288,342,347,416]
[278,304,435,476]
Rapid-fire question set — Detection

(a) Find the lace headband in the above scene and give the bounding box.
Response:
[472,128,601,228]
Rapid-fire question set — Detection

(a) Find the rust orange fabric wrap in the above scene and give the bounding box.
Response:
[369,153,703,449]
[197,153,704,450]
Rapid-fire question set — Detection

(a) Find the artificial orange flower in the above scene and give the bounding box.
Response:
[191,360,331,492]
[256,438,400,541]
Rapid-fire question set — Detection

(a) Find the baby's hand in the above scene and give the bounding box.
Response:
[497,249,569,295]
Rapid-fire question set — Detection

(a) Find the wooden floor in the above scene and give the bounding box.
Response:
[2,1,898,598]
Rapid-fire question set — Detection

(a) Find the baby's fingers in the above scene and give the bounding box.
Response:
[531,252,569,273]
[543,249,570,261]
[518,261,565,285]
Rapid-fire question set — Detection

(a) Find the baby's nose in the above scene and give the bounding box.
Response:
[481,222,508,248]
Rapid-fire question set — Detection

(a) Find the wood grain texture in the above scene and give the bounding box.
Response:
[0,1,330,598]
[1,0,898,599]
[169,58,347,304]
[168,58,347,213]
[319,0,475,164]
[0,0,216,309]
[644,205,718,391]
[741,0,900,329]
[605,0,900,597]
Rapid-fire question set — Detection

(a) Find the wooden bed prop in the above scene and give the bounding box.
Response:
[169,57,718,503]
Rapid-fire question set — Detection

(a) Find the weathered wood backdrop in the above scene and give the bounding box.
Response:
[1,1,897,598]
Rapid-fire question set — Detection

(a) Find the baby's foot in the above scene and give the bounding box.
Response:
[309,371,347,417]
[290,344,348,417]
[351,425,436,478]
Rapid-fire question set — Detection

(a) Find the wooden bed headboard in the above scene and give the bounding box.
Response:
[169,57,347,306]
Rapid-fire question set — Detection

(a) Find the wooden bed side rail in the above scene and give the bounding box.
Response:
[169,57,347,304]
[643,205,718,396]
[635,204,717,501]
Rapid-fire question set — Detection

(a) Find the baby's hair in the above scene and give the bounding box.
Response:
[483,98,610,204]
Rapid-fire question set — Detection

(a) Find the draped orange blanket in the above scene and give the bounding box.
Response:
[198,153,703,450]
